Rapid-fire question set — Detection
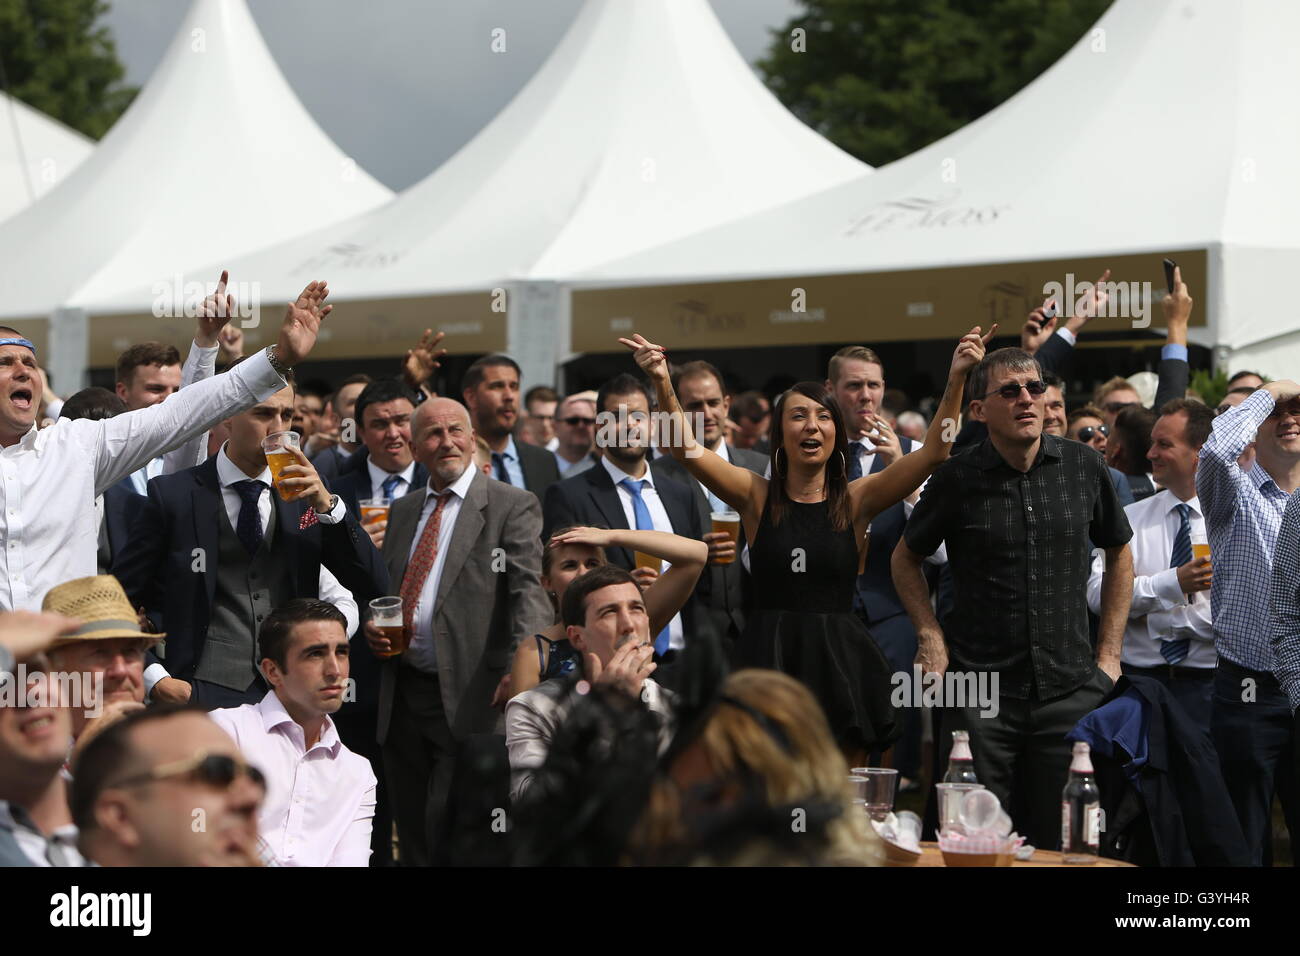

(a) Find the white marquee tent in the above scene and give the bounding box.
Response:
[0,93,93,225]
[99,0,869,387]
[0,0,393,389]
[571,0,1300,377]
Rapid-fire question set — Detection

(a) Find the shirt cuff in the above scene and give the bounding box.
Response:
[1055,327,1077,347]
[1152,567,1187,608]
[143,663,170,698]
[1161,343,1188,362]
[315,495,347,524]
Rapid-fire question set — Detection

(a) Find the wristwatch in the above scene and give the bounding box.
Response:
[265,344,292,377]
[315,493,341,515]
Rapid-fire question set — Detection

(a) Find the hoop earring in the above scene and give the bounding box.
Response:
[832,450,847,479]
[774,447,787,478]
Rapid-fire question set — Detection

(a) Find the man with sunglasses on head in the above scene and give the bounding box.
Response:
[552,393,599,478]
[893,348,1133,851]
[1066,405,1134,507]
[71,704,266,866]
[1197,376,1300,865]
[208,600,376,867]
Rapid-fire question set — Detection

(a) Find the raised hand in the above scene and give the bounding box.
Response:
[1021,299,1057,355]
[0,610,82,661]
[618,333,670,383]
[218,324,244,362]
[402,329,447,390]
[949,324,996,378]
[549,526,614,549]
[587,642,656,700]
[196,270,237,347]
[1072,268,1111,323]
[277,280,333,366]
[863,412,903,465]
[1161,265,1193,327]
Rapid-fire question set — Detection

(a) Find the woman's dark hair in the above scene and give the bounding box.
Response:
[1112,404,1158,475]
[766,382,851,532]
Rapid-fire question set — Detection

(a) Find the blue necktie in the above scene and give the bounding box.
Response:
[492,452,512,485]
[846,441,864,481]
[234,480,266,556]
[381,474,402,500]
[620,478,672,655]
[1163,503,1192,665]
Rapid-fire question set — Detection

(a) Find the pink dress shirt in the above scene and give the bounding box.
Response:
[210,691,376,866]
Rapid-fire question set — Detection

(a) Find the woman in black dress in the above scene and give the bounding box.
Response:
[620,327,993,756]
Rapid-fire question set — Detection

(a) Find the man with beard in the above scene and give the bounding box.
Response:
[462,354,559,499]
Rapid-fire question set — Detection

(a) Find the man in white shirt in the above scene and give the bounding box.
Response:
[506,564,673,802]
[0,277,334,612]
[1086,399,1217,732]
[209,599,376,866]
[364,397,550,865]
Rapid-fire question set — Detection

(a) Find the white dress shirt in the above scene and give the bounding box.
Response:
[600,456,685,650]
[1086,490,1215,669]
[141,443,358,695]
[0,801,85,866]
[0,350,286,612]
[506,677,673,802]
[404,462,478,674]
[366,458,416,501]
[209,691,376,867]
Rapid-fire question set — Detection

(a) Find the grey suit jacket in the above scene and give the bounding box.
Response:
[376,468,553,744]
[651,444,767,638]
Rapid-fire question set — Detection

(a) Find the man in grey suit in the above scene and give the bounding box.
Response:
[364,397,551,866]
[651,361,765,656]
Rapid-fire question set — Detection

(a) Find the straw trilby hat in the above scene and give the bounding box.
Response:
[40,575,164,646]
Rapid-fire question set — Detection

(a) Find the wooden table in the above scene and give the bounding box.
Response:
[908,841,1134,867]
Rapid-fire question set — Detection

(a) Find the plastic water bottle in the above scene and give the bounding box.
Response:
[1061,742,1101,863]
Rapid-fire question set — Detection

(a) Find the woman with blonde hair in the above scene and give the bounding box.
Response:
[630,669,884,866]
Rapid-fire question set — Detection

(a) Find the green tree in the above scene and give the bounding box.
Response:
[0,0,136,139]
[759,0,1112,167]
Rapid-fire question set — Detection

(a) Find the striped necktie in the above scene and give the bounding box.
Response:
[1162,503,1192,665]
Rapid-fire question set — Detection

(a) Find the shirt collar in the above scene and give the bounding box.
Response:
[425,460,476,501]
[367,457,416,493]
[216,443,271,487]
[1248,461,1288,497]
[973,433,1061,471]
[713,441,731,464]
[497,434,520,463]
[1158,489,1201,518]
[257,690,341,756]
[602,454,654,490]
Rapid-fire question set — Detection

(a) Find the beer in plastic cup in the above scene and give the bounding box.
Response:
[261,431,302,501]
[710,510,740,565]
[1190,528,1210,563]
[359,497,392,526]
[369,596,407,658]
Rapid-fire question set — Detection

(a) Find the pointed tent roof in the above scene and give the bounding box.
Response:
[574,0,1300,366]
[0,0,392,321]
[111,0,868,311]
[0,93,94,224]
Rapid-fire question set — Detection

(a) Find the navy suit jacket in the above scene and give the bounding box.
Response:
[330,447,430,518]
[99,483,145,572]
[857,436,918,624]
[541,460,717,647]
[112,456,390,687]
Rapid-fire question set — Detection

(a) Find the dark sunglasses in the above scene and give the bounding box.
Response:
[111,752,266,791]
[560,416,596,427]
[982,380,1047,401]
[1077,424,1110,443]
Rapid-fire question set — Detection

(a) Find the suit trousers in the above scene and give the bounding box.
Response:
[940,668,1113,850]
[383,664,457,867]
[1212,658,1299,866]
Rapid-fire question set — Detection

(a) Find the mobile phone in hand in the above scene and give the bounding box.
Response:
[1163,258,1178,295]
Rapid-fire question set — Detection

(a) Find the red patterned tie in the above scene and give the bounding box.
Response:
[398,492,450,634]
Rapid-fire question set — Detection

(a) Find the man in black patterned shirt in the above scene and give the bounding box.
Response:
[893,347,1133,849]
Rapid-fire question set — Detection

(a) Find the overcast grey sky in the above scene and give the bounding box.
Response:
[102,0,802,191]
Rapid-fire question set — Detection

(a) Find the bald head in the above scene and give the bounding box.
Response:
[412,397,476,490]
